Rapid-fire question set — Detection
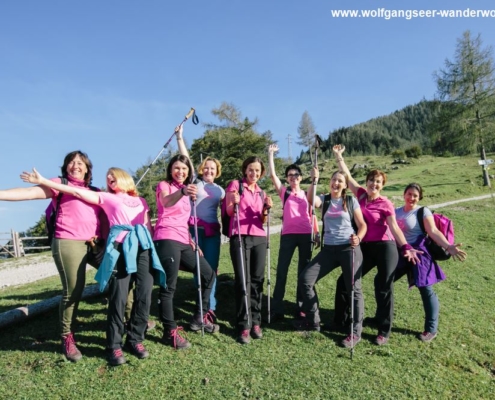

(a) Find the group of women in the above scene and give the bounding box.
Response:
[0,135,466,365]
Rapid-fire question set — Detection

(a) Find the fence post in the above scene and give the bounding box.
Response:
[16,231,25,257]
[11,229,18,258]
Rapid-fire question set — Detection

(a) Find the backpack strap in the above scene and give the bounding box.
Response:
[417,206,426,235]
[283,186,291,209]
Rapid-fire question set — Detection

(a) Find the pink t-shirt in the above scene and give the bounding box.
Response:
[97,192,149,242]
[226,179,266,237]
[50,177,102,241]
[357,187,395,242]
[279,186,312,235]
[153,181,191,244]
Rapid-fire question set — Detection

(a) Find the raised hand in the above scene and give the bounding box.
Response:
[268,144,279,154]
[20,168,44,185]
[333,144,346,157]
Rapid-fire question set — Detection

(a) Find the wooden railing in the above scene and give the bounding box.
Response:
[0,231,50,258]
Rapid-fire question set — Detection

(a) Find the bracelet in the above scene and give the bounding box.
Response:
[357,236,361,244]
[401,243,413,256]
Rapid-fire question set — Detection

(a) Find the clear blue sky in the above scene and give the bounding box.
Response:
[1,0,494,233]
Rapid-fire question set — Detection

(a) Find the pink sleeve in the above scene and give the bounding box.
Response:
[383,198,395,218]
[48,177,63,198]
[226,180,240,193]
[279,186,287,201]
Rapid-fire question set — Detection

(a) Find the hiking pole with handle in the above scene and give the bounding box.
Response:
[310,135,323,252]
[135,108,198,186]
[192,198,204,336]
[266,206,271,324]
[350,242,356,360]
[234,203,250,322]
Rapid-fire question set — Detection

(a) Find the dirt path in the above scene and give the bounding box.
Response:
[1,194,492,288]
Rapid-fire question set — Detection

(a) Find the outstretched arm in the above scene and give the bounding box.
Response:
[175,125,190,159]
[20,168,100,205]
[387,214,423,264]
[333,145,361,196]
[0,185,52,201]
[268,144,283,195]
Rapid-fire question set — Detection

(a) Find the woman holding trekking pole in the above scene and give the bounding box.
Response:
[294,168,367,348]
[225,156,273,344]
[153,154,219,350]
[394,183,466,342]
[175,125,225,322]
[332,144,421,345]
[0,150,104,362]
[21,167,164,366]
[267,144,317,322]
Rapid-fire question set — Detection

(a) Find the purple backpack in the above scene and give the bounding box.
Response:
[418,207,454,261]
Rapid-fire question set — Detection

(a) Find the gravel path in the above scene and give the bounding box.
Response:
[0,194,492,289]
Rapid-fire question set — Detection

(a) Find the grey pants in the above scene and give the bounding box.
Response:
[299,244,364,336]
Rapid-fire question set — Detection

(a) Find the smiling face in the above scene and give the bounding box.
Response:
[286,169,302,188]
[106,171,119,193]
[66,154,88,181]
[202,160,217,183]
[330,172,347,197]
[245,162,262,184]
[171,160,190,184]
[366,174,384,197]
[404,184,423,210]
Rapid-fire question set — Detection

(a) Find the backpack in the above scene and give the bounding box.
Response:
[417,207,454,261]
[321,194,357,248]
[221,179,265,237]
[44,178,101,246]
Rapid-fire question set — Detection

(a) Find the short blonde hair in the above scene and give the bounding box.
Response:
[107,167,139,197]
[197,157,222,178]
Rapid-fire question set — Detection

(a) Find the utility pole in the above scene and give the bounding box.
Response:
[287,134,292,163]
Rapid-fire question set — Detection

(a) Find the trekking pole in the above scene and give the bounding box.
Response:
[235,203,250,322]
[192,199,204,336]
[135,108,199,186]
[266,207,271,324]
[310,135,322,252]
[350,245,355,360]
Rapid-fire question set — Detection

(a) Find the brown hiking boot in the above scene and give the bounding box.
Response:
[61,332,82,362]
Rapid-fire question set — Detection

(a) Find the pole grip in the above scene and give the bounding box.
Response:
[185,107,195,120]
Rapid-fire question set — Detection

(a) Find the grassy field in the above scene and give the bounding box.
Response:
[1,154,494,399]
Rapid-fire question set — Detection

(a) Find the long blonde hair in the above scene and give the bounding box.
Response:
[107,167,139,197]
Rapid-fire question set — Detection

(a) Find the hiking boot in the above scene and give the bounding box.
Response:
[237,329,250,345]
[162,327,191,350]
[294,311,306,320]
[107,347,126,366]
[251,325,263,339]
[61,332,82,362]
[341,334,361,349]
[292,318,320,332]
[146,320,156,332]
[419,331,437,342]
[190,312,220,334]
[375,335,389,346]
[125,341,149,359]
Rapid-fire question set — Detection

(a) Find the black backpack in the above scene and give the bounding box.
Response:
[320,194,357,248]
[221,179,265,237]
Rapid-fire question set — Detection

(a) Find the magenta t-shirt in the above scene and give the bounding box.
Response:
[279,186,312,235]
[357,187,395,242]
[97,192,149,242]
[226,179,266,237]
[50,177,102,241]
[153,181,191,244]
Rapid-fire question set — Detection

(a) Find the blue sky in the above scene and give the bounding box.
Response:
[1,0,495,233]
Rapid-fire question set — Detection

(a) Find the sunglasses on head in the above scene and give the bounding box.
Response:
[287,173,301,178]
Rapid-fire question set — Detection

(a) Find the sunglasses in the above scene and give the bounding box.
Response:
[287,173,301,178]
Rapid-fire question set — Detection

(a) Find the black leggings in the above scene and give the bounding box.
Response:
[335,240,398,337]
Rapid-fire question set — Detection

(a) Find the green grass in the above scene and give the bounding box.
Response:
[1,155,494,399]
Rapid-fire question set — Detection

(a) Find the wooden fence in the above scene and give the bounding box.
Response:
[0,231,50,258]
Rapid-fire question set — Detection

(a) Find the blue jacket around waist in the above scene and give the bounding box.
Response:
[95,224,166,292]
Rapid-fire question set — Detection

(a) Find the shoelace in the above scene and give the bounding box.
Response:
[134,343,146,352]
[113,348,124,358]
[171,326,187,348]
[204,312,215,326]
[64,333,77,355]
[241,330,250,337]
